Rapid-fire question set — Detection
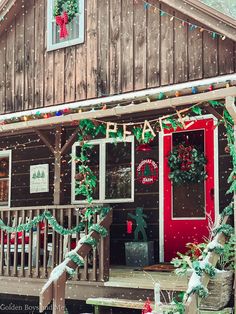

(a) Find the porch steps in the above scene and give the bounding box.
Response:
[86,297,233,313]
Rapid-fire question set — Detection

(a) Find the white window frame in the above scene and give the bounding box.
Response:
[71,136,135,204]
[0,150,11,208]
[47,0,85,51]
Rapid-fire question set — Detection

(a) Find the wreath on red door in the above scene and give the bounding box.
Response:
[168,143,207,185]
[54,0,79,39]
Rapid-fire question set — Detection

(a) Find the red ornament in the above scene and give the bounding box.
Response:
[56,11,69,39]
[63,108,70,114]
[126,220,133,234]
[142,298,152,314]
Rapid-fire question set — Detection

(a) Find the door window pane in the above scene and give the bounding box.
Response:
[105,142,132,200]
[172,130,205,218]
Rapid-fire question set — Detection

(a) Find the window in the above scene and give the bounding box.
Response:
[71,137,135,203]
[47,0,85,51]
[0,151,11,207]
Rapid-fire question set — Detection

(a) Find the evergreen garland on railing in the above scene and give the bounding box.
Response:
[66,251,84,267]
[0,208,107,236]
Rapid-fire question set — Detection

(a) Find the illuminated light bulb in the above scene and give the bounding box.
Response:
[158,92,165,100]
[175,91,180,97]
[102,104,107,110]
[200,27,204,32]
[23,116,28,121]
[222,36,226,40]
[208,85,213,91]
[63,108,70,114]
[170,16,174,21]
[56,110,62,116]
[78,109,82,113]
[191,87,198,94]
[226,82,230,88]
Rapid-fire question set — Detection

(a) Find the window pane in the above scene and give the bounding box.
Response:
[172,130,205,218]
[74,145,99,201]
[105,142,132,200]
[0,157,9,205]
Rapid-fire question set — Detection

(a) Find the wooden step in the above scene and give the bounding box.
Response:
[87,298,233,314]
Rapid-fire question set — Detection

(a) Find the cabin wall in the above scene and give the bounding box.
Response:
[0,0,235,113]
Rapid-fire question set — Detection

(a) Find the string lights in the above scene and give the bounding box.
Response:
[140,0,227,40]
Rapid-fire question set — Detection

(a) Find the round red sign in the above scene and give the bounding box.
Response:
[136,159,158,185]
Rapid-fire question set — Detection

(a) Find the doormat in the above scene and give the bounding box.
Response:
[142,263,175,272]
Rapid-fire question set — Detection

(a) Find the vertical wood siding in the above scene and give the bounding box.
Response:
[0,0,234,113]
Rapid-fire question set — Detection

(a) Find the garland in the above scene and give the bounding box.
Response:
[187,285,208,299]
[66,251,84,267]
[168,143,207,185]
[80,236,98,248]
[54,0,79,38]
[192,261,216,278]
[89,224,108,237]
[213,224,234,237]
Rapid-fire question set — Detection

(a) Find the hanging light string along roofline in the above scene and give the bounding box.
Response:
[88,101,224,127]
[0,138,41,150]
[140,0,226,40]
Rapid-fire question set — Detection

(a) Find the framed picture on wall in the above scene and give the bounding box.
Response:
[30,164,49,194]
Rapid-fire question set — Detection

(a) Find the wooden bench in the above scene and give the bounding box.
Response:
[87,298,233,314]
[86,297,154,313]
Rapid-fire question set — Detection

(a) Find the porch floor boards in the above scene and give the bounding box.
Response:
[106,266,188,291]
[0,266,188,299]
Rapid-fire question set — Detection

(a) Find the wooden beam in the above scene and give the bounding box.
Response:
[225,96,236,122]
[204,104,223,121]
[34,129,55,154]
[61,126,81,155]
[159,0,236,42]
[0,87,236,134]
[54,126,62,205]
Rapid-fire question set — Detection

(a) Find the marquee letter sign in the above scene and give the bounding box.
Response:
[136,159,158,185]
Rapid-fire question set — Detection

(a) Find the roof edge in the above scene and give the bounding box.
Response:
[159,0,236,42]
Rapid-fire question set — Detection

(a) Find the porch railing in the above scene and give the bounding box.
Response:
[0,205,111,282]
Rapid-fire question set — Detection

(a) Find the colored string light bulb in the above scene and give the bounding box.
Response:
[191,87,198,94]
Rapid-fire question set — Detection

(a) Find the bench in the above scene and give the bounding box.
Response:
[86,298,233,314]
[86,297,154,313]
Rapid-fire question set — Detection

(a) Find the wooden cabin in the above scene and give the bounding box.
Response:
[0,0,235,313]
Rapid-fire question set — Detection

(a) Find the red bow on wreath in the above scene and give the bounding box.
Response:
[56,11,69,39]
[142,298,152,314]
[177,144,193,171]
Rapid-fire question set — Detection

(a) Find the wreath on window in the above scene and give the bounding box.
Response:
[54,0,79,39]
[168,143,207,185]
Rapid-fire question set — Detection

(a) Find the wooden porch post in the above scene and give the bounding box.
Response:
[225,96,236,310]
[54,126,62,205]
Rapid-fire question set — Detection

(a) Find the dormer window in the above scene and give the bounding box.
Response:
[47,0,85,51]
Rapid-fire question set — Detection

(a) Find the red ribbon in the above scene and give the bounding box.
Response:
[56,11,69,39]
[142,298,152,314]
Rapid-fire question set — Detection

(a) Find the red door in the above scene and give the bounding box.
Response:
[163,118,217,262]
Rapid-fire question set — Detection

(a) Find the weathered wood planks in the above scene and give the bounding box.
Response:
[0,0,235,113]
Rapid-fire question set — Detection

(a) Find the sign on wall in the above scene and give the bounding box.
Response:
[136,159,158,185]
[30,164,49,194]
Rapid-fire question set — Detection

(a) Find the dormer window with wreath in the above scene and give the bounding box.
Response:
[47,0,85,51]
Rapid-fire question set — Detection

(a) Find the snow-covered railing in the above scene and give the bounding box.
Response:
[39,209,113,314]
[183,212,232,314]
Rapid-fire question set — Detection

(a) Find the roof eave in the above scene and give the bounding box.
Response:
[159,0,236,42]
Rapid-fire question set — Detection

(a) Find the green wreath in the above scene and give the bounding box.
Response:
[54,0,78,23]
[168,143,207,185]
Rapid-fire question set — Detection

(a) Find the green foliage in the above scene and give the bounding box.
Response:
[191,106,202,115]
[166,118,183,131]
[54,0,78,22]
[218,234,236,270]
[133,127,154,144]
[74,143,97,203]
[0,211,85,235]
[187,285,208,299]
[168,144,207,185]
[220,202,234,219]
[213,224,234,237]
[192,261,216,278]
